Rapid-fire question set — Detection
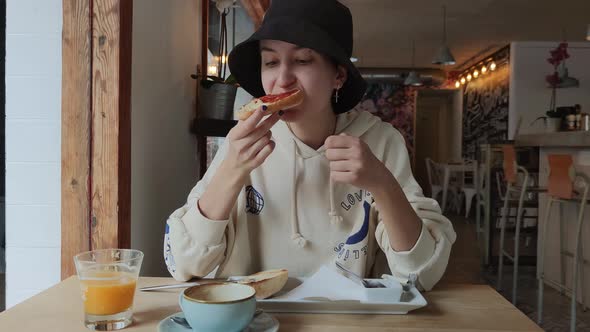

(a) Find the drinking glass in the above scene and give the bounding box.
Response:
[74,249,143,330]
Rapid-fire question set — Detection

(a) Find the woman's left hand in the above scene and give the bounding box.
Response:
[325,133,393,193]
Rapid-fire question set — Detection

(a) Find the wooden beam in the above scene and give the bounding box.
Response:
[197,0,209,179]
[201,0,209,74]
[61,0,133,278]
[61,0,92,279]
[90,0,133,250]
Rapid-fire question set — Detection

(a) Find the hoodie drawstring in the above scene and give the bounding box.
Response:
[290,139,307,248]
[328,178,343,224]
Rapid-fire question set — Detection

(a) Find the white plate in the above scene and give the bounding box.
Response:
[258,277,427,314]
[157,311,279,332]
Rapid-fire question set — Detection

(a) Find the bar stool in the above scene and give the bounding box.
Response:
[497,145,545,305]
[537,154,589,332]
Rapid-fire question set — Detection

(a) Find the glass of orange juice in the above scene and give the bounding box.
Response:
[74,249,143,330]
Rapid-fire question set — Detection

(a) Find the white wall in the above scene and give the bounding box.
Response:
[5,0,62,307]
[130,0,201,276]
[509,42,590,137]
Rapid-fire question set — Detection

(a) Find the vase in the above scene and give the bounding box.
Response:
[545,117,561,133]
[198,83,238,120]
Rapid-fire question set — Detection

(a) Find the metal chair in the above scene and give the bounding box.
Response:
[497,145,545,305]
[537,154,589,332]
[425,158,443,202]
[456,159,479,218]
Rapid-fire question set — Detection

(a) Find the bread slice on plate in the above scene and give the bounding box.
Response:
[238,269,289,299]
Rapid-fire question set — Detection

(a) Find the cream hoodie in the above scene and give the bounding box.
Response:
[164,110,456,290]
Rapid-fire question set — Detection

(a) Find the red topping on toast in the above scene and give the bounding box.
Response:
[259,90,299,103]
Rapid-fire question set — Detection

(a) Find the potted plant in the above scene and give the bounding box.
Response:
[194,2,239,120]
[543,42,571,132]
[197,74,238,120]
[544,109,562,132]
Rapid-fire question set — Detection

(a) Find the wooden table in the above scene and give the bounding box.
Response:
[0,277,542,331]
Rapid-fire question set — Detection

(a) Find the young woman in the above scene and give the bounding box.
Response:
[164,0,456,291]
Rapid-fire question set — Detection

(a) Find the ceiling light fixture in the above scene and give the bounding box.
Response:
[405,40,423,86]
[432,5,456,65]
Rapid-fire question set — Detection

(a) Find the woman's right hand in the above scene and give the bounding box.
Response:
[222,106,281,179]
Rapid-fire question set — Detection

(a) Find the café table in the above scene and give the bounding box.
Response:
[0,277,542,331]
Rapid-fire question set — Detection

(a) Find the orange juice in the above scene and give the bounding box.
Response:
[80,272,137,315]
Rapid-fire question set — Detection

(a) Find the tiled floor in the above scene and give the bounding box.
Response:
[447,214,590,331]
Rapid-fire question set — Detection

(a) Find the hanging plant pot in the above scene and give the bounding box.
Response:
[195,6,237,121]
[198,80,237,120]
[545,117,562,133]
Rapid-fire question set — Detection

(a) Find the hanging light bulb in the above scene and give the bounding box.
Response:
[467,74,472,81]
[490,62,497,71]
[460,77,466,84]
[455,81,460,88]
[481,66,487,74]
[207,65,218,76]
[473,70,479,78]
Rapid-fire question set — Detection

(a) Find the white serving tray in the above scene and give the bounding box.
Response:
[257,277,427,315]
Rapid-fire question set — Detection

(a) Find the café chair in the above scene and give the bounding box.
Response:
[537,154,589,332]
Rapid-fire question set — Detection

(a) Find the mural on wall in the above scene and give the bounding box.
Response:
[353,83,417,161]
[462,50,510,160]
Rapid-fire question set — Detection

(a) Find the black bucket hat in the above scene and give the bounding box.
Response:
[228,0,367,114]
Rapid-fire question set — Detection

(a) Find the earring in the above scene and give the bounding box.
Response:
[334,87,340,103]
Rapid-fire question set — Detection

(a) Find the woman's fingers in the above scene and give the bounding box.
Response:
[246,111,281,143]
[329,160,353,172]
[231,106,266,139]
[253,140,276,165]
[325,148,353,161]
[324,134,356,149]
[246,131,273,159]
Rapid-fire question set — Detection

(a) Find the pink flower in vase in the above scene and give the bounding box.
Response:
[545,72,560,87]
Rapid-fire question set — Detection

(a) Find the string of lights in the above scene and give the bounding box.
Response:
[454,46,509,88]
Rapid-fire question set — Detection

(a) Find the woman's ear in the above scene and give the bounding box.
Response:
[335,65,348,88]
